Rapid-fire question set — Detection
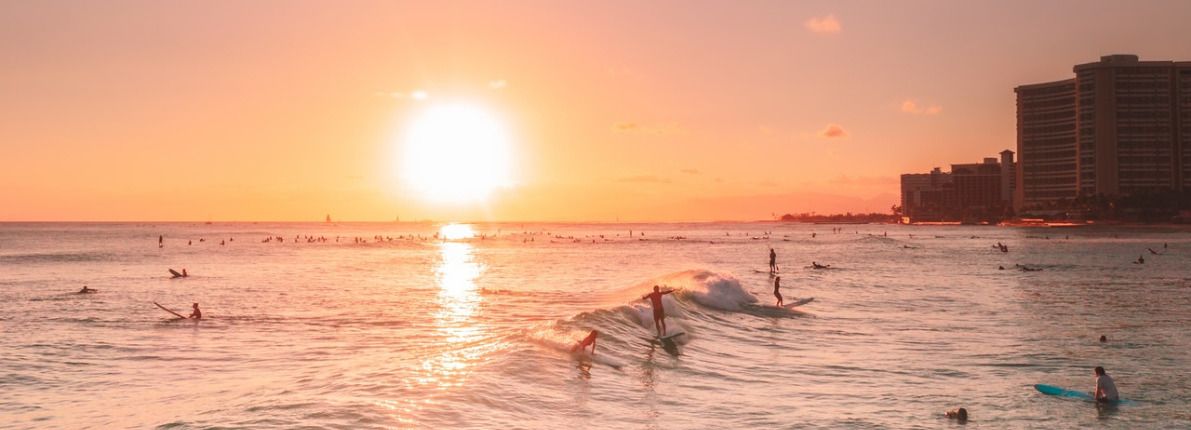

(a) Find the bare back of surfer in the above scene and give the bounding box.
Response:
[188,303,202,320]
[642,285,675,337]
[773,276,783,306]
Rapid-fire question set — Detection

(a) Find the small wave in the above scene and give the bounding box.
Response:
[0,251,115,264]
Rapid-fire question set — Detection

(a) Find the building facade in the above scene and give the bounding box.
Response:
[1015,55,1191,211]
[900,152,1015,222]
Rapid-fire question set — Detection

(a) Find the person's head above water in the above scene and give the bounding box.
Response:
[1095,366,1106,376]
[1100,335,1107,343]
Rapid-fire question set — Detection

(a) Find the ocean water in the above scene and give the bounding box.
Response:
[1,222,1189,429]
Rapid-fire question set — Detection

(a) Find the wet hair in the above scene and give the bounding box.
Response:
[956,408,967,421]
[1099,335,1107,343]
[1095,366,1106,376]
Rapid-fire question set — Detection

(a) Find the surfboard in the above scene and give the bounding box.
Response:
[657,331,686,341]
[168,269,183,278]
[783,297,814,308]
[153,302,186,319]
[1035,384,1093,401]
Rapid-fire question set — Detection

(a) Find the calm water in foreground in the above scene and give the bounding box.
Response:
[1,222,1189,429]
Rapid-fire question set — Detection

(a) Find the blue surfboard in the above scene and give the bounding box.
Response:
[1034,384,1093,401]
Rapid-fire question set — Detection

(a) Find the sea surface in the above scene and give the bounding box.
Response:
[1,222,1189,429]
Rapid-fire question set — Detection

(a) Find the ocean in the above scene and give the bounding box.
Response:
[1,222,1189,429]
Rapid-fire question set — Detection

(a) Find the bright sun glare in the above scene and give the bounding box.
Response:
[400,103,513,203]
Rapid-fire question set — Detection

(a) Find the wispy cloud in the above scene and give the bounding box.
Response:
[375,89,429,101]
[900,99,942,115]
[613,122,685,135]
[804,14,841,34]
[488,80,507,90]
[616,175,671,184]
[818,123,848,139]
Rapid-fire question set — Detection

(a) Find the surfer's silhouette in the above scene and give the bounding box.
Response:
[773,276,783,306]
[768,248,777,273]
[571,330,598,355]
[642,285,675,337]
[188,303,202,320]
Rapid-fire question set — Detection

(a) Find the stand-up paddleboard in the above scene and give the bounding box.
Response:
[153,302,186,319]
[168,269,184,278]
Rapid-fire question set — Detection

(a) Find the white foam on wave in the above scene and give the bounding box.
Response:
[677,270,758,311]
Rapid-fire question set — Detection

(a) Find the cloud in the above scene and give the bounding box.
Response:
[818,123,848,139]
[804,14,841,34]
[680,168,700,175]
[615,175,671,184]
[375,89,429,101]
[900,99,942,115]
[488,80,507,90]
[613,122,685,135]
[829,175,899,186]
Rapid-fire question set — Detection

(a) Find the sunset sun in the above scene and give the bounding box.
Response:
[399,103,514,204]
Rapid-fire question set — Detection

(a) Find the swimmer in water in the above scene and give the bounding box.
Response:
[188,303,202,320]
[944,407,968,422]
[78,286,96,294]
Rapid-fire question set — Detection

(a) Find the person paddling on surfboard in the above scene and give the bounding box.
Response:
[773,276,783,306]
[571,330,598,355]
[1094,366,1119,403]
[188,303,202,320]
[642,285,675,337]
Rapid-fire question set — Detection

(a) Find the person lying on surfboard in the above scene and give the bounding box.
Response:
[571,330,598,355]
[811,261,830,269]
[78,286,96,294]
[642,285,675,337]
[944,407,968,422]
[1094,366,1119,403]
[188,303,202,320]
[773,276,783,306]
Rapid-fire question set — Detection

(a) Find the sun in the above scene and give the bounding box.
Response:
[399,103,514,203]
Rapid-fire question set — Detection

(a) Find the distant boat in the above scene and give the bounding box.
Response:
[325,214,332,223]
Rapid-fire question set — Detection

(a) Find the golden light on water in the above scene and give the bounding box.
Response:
[439,223,476,241]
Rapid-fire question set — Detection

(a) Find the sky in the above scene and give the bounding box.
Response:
[3,0,1191,222]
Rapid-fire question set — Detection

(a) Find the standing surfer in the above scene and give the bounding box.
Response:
[773,276,783,306]
[642,285,675,337]
[769,248,777,273]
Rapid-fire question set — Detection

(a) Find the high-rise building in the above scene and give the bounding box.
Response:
[1015,55,1191,211]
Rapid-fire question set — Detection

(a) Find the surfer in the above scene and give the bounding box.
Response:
[812,261,829,269]
[78,286,96,294]
[1099,335,1107,343]
[642,285,676,337]
[944,407,968,423]
[769,248,777,273]
[571,330,598,355]
[773,276,783,306]
[1134,255,1144,264]
[1094,366,1119,403]
[188,303,202,320]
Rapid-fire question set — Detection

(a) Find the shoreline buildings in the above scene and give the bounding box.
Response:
[1015,54,1191,213]
[900,151,1015,222]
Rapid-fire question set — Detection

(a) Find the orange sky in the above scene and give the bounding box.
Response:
[3,1,1191,222]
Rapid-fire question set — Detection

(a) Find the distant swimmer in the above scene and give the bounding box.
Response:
[78,286,96,294]
[642,285,676,337]
[769,248,777,273]
[571,330,598,355]
[1099,335,1107,343]
[188,303,202,320]
[773,276,783,306]
[1147,248,1159,255]
[812,261,830,269]
[1094,366,1119,403]
[944,407,968,423]
[1134,255,1145,264]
